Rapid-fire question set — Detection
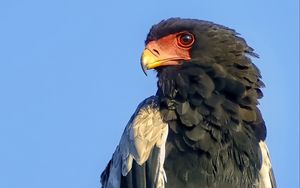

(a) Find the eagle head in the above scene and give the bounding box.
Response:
[140,18,266,140]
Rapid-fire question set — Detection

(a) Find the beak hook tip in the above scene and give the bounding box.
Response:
[140,59,148,76]
[143,70,148,76]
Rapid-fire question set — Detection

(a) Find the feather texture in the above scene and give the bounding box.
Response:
[101,96,168,188]
[101,18,276,188]
[259,141,277,188]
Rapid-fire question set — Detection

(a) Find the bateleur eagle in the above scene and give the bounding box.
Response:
[101,18,276,188]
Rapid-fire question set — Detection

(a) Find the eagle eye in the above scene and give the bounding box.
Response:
[177,32,195,48]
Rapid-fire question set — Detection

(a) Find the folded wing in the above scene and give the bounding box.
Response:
[259,141,277,188]
[101,96,168,188]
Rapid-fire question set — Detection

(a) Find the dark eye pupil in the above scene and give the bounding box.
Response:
[181,35,192,43]
[177,32,194,47]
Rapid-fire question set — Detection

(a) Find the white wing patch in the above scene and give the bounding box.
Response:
[259,141,277,188]
[104,96,168,188]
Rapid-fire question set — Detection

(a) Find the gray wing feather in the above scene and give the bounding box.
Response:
[258,141,277,188]
[101,96,168,188]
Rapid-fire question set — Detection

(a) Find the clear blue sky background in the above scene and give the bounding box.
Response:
[0,0,298,188]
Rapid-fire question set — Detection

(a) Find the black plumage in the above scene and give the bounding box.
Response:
[101,18,276,188]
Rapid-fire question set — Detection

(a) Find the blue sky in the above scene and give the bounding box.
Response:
[0,0,298,188]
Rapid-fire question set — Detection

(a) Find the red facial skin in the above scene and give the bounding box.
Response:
[141,32,194,72]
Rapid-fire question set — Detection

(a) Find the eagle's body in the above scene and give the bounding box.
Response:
[101,18,276,188]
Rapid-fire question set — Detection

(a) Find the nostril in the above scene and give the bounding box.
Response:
[153,49,160,55]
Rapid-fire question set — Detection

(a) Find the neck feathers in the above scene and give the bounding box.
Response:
[156,60,266,140]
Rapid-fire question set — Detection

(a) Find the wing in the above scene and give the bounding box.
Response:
[101,96,168,188]
[258,141,277,188]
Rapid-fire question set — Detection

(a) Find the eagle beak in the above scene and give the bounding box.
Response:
[140,40,191,75]
[140,54,148,76]
[140,48,161,76]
